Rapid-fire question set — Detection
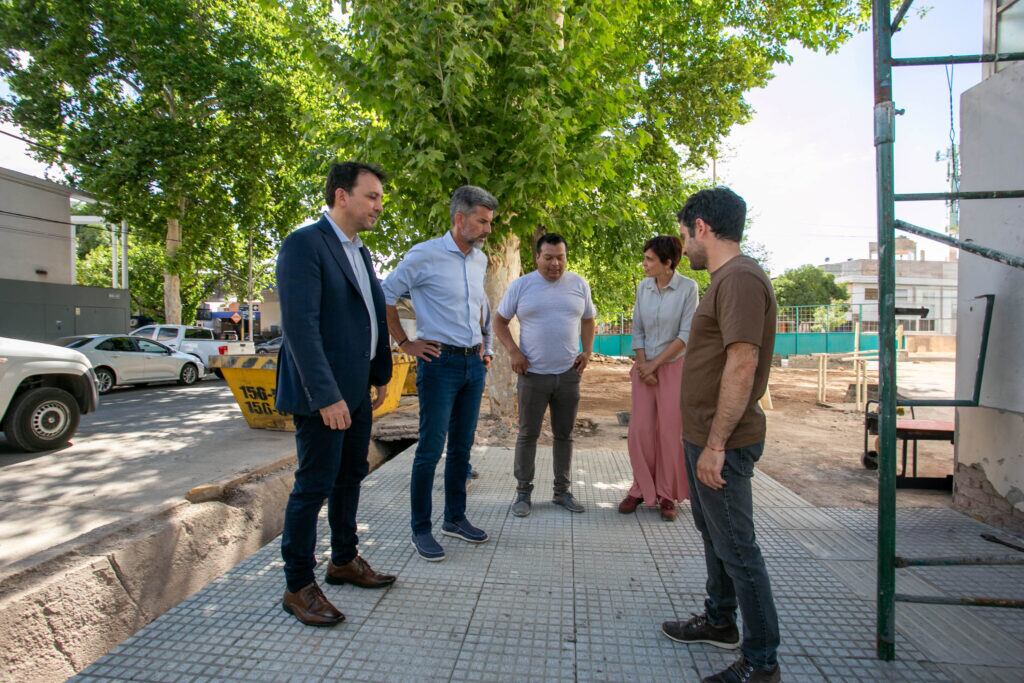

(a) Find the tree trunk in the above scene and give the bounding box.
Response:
[164,216,182,324]
[485,232,522,418]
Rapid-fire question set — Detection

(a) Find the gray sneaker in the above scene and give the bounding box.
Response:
[552,491,585,513]
[511,492,531,517]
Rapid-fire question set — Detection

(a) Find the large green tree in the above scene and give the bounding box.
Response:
[310,0,873,413]
[772,264,850,307]
[1,0,337,323]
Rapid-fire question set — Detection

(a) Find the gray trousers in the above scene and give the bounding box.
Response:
[515,369,581,494]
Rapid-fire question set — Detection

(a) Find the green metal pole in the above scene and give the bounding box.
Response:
[872,0,897,661]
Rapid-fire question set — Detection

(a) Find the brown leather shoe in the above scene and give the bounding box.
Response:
[325,555,397,588]
[282,582,344,626]
[660,498,677,521]
[618,495,642,514]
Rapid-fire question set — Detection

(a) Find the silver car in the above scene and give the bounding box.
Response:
[57,335,205,394]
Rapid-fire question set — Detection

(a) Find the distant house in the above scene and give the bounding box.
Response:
[822,238,957,337]
[0,166,130,341]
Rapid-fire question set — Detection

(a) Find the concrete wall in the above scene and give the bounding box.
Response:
[0,168,75,285]
[0,278,130,342]
[953,61,1024,533]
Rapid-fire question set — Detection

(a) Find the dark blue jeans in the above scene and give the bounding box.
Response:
[281,401,371,593]
[684,440,780,669]
[410,351,486,535]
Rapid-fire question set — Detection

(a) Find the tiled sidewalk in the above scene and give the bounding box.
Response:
[78,446,1024,682]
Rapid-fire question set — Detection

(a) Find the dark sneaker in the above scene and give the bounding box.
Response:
[469,467,480,479]
[441,518,489,543]
[552,491,585,513]
[511,492,531,517]
[701,656,780,683]
[662,613,740,649]
[411,532,446,562]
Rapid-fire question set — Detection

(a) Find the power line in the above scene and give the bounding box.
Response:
[0,208,130,234]
[0,223,72,241]
[0,128,99,171]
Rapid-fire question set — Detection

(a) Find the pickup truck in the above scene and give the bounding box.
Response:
[130,325,254,374]
[0,336,98,452]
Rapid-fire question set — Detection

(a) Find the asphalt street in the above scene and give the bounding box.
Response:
[0,377,295,568]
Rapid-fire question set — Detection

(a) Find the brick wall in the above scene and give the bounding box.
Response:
[952,463,1024,534]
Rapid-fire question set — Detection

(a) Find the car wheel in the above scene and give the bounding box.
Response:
[257,349,267,355]
[2,387,81,452]
[213,368,225,380]
[179,363,199,386]
[95,367,116,394]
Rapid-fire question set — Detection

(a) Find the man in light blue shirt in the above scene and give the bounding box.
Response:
[493,234,596,517]
[382,185,497,562]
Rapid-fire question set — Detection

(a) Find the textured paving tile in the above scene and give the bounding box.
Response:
[77,446,1024,682]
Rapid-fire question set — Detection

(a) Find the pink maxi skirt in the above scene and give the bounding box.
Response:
[626,356,689,503]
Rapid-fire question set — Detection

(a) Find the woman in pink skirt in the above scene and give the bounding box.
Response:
[620,235,699,521]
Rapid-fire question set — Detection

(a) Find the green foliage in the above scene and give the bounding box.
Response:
[811,302,849,332]
[308,0,870,309]
[0,0,340,318]
[76,238,211,321]
[772,264,849,307]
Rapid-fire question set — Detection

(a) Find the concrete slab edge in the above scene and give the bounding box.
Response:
[0,457,299,682]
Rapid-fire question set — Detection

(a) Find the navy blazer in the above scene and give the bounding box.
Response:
[274,216,392,416]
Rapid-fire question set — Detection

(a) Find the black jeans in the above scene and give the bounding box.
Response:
[281,402,371,592]
[514,369,581,494]
[684,440,780,669]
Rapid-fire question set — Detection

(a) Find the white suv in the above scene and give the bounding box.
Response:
[0,337,98,452]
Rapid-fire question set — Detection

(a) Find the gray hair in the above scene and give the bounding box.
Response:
[450,185,498,224]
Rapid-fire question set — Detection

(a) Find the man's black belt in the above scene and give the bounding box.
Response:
[440,343,480,356]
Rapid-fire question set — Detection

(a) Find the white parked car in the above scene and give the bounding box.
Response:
[130,325,254,375]
[59,335,204,394]
[0,336,98,452]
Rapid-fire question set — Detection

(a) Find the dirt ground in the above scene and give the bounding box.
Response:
[477,357,953,509]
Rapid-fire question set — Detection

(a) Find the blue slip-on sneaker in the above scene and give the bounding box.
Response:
[441,518,489,544]
[411,532,446,562]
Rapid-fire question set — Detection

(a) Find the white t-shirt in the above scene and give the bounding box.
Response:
[497,271,596,375]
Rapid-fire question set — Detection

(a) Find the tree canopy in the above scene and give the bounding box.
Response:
[0,0,339,323]
[772,264,850,307]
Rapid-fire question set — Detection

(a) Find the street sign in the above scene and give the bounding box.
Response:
[230,313,242,324]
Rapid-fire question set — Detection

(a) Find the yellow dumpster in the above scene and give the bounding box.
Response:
[208,353,415,431]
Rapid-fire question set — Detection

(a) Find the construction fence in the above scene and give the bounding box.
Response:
[593,303,957,358]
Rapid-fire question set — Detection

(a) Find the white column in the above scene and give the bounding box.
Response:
[121,220,128,290]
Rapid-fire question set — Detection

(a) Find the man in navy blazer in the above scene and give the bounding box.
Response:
[276,162,396,627]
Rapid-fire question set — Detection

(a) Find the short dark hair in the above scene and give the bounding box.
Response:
[325,162,386,208]
[643,235,682,270]
[536,233,567,253]
[677,187,746,242]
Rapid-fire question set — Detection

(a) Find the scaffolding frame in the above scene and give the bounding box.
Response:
[871,0,1024,660]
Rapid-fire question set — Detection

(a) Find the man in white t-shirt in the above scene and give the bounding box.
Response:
[493,234,596,517]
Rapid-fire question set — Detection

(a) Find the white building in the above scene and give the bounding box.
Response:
[822,237,958,335]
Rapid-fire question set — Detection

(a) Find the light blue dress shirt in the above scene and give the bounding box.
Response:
[631,272,699,361]
[323,213,378,360]
[382,231,488,349]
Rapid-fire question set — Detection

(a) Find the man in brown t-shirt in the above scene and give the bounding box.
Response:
[660,187,781,683]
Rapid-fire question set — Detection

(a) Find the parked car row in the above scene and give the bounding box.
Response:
[58,335,204,394]
[2,327,279,452]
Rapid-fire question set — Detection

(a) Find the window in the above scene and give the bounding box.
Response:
[184,328,213,340]
[864,288,878,301]
[97,337,136,352]
[60,337,90,348]
[137,339,169,354]
[133,326,155,338]
[157,327,178,341]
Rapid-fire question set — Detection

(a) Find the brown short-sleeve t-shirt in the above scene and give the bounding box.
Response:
[680,255,777,449]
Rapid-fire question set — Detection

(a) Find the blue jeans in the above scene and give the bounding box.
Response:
[684,440,780,669]
[281,401,371,592]
[410,351,486,535]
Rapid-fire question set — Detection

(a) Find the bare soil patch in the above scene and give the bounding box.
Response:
[478,358,952,509]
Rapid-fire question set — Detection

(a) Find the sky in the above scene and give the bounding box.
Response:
[717,0,983,273]
[1,1,984,275]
